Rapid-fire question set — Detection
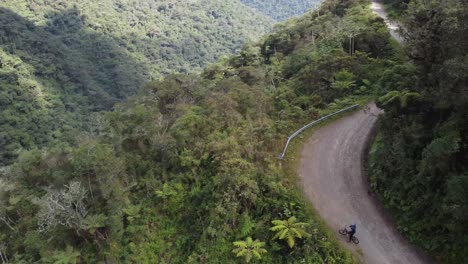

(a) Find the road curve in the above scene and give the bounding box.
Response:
[298,104,431,264]
[371,0,404,43]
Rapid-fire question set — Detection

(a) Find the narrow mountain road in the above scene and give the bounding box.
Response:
[371,0,404,43]
[298,104,432,264]
[298,2,430,263]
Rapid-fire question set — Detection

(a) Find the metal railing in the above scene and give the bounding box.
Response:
[279,104,360,159]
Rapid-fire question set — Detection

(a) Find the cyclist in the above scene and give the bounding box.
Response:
[348,224,357,242]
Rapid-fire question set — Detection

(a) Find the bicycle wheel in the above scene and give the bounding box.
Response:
[352,237,359,244]
[338,229,348,235]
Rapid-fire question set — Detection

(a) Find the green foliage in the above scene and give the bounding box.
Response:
[0,0,274,165]
[240,0,322,21]
[232,237,267,263]
[382,0,410,18]
[445,175,468,228]
[270,216,311,248]
[331,70,357,93]
[377,64,419,94]
[42,246,80,264]
[370,0,467,262]
[82,214,107,234]
[0,0,396,262]
[377,90,421,109]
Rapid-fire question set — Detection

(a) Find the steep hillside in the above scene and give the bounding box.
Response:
[241,0,322,21]
[0,0,397,262]
[0,0,273,164]
[370,0,467,262]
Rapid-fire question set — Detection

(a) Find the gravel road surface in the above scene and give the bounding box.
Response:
[298,104,432,264]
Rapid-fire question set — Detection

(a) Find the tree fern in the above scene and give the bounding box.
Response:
[270,216,310,248]
[232,237,267,263]
[378,90,422,109]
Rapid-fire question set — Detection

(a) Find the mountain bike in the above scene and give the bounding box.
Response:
[338,227,360,244]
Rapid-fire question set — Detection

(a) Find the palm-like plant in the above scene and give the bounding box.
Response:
[82,214,107,233]
[270,216,310,248]
[331,80,357,91]
[378,90,421,109]
[330,70,356,92]
[232,237,267,263]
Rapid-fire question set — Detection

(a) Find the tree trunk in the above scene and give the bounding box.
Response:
[349,37,352,55]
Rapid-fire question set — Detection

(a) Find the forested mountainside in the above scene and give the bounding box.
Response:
[0,0,397,262]
[370,0,468,262]
[0,0,273,165]
[240,0,322,21]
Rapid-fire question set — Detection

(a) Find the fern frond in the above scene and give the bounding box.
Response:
[233,241,247,248]
[279,228,288,239]
[287,235,295,248]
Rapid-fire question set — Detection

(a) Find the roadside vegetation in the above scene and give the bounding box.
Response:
[0,0,415,262]
[381,0,410,18]
[369,0,467,262]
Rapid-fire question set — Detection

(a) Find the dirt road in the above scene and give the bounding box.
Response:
[371,0,404,43]
[298,104,431,264]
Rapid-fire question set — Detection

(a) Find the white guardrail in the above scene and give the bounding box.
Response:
[279,104,360,159]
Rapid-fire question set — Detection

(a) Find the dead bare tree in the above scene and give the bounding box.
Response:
[37,181,88,233]
[0,242,9,264]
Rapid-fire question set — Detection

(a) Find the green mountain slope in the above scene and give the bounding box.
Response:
[241,0,322,21]
[0,0,274,164]
[0,0,397,262]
